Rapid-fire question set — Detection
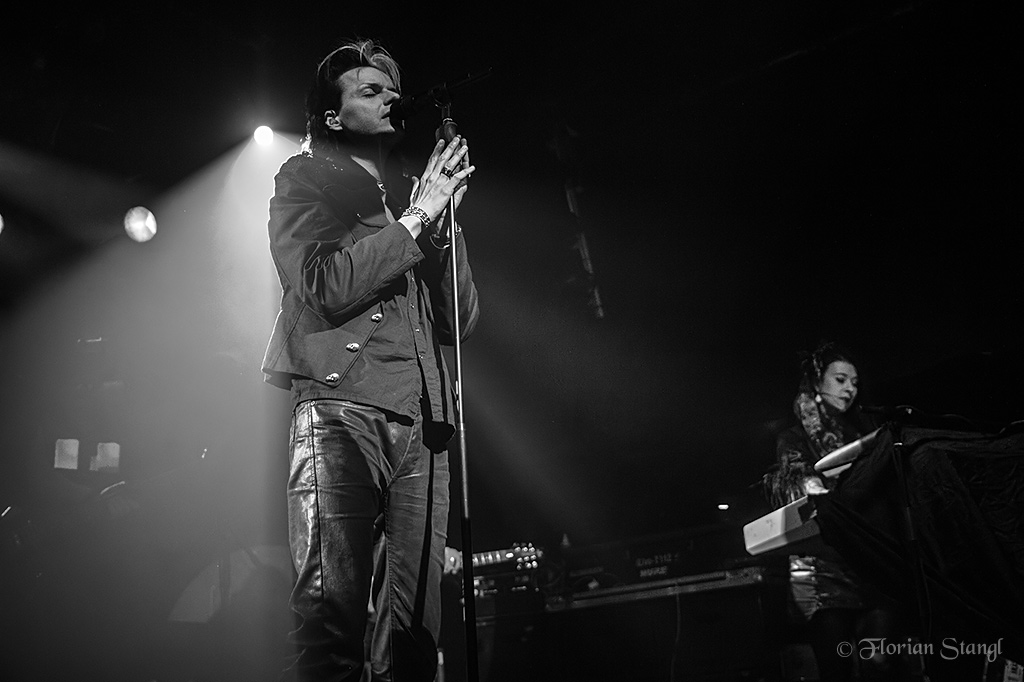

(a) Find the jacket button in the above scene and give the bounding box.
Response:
[346,342,360,352]
[371,313,383,322]
[325,373,340,383]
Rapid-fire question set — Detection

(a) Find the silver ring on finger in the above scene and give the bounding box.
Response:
[441,166,456,178]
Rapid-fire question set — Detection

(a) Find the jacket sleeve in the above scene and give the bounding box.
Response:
[764,427,826,508]
[269,160,425,321]
[418,229,480,344]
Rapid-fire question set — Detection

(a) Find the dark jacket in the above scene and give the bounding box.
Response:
[769,405,875,507]
[261,147,479,428]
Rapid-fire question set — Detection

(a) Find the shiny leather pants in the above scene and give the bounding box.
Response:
[286,399,449,682]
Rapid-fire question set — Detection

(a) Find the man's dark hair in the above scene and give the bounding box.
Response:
[305,38,402,149]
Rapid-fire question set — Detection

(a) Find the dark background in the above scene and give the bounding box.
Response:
[0,0,1021,649]
[2,0,1021,539]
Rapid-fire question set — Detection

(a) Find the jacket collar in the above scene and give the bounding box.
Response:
[306,143,411,213]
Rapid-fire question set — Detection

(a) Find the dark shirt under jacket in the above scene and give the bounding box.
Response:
[262,147,479,436]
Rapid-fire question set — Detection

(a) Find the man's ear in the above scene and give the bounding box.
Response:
[324,110,342,131]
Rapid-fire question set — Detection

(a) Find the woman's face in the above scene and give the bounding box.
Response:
[817,360,859,413]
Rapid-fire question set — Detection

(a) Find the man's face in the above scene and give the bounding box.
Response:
[332,66,400,137]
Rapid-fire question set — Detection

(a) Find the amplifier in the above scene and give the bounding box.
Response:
[473,569,544,619]
[539,565,789,682]
[563,523,749,592]
[442,566,788,682]
[548,566,778,612]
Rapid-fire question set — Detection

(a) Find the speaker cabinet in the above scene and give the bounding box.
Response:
[441,567,788,682]
[538,569,788,681]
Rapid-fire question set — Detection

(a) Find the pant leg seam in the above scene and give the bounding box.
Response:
[306,401,327,610]
[384,413,420,680]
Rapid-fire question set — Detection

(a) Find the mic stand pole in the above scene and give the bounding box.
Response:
[436,90,480,682]
[888,415,932,682]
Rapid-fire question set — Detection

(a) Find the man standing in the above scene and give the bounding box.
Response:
[262,38,479,682]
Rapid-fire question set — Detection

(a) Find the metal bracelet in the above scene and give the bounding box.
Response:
[401,206,432,227]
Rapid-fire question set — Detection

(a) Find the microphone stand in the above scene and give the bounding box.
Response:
[889,418,933,682]
[435,87,480,682]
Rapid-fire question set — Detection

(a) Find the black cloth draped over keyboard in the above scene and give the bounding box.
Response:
[813,424,1024,665]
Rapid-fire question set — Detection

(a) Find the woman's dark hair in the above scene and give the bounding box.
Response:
[304,38,402,149]
[800,340,856,392]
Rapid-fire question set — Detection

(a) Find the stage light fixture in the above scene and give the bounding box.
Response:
[254,125,274,146]
[124,206,157,243]
[717,503,730,511]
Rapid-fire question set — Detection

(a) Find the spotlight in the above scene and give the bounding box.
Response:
[124,206,157,243]
[0,212,4,236]
[254,125,274,146]
[717,503,730,511]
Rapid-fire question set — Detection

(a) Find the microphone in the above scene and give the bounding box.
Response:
[388,89,436,124]
[388,68,493,124]
[860,404,915,418]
